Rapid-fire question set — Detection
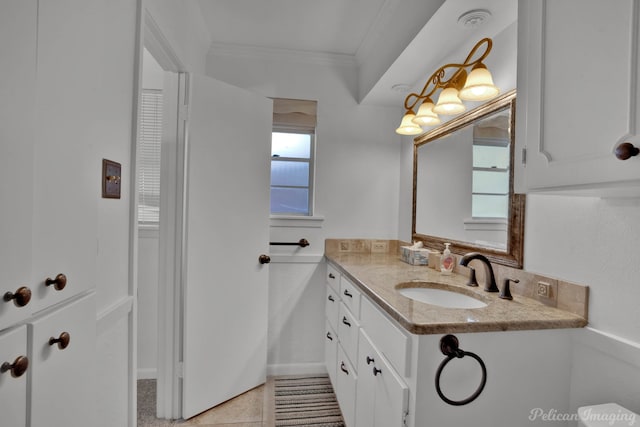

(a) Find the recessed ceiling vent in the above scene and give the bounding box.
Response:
[458,9,492,29]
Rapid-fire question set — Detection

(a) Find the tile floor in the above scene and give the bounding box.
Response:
[138,379,274,427]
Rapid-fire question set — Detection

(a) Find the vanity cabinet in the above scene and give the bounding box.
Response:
[325,259,577,427]
[516,0,640,195]
[324,264,409,427]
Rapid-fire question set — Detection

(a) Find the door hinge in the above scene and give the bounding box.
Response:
[179,104,190,121]
[403,410,409,427]
[177,362,184,378]
[521,147,527,165]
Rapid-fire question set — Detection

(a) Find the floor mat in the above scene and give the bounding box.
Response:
[273,375,345,427]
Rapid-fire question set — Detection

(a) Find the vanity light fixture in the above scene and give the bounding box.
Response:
[395,38,500,135]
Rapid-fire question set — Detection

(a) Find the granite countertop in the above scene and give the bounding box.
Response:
[325,251,588,335]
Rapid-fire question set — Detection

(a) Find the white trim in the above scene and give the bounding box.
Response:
[267,363,328,377]
[143,8,184,72]
[208,42,356,68]
[270,215,325,228]
[96,296,134,335]
[574,327,640,368]
[269,254,325,264]
[137,368,158,380]
[462,217,508,231]
[138,226,159,238]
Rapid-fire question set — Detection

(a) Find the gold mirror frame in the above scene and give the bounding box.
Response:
[412,89,524,268]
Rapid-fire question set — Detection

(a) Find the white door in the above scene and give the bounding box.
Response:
[181,74,272,418]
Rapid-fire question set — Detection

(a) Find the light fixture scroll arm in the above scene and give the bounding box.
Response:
[462,37,493,68]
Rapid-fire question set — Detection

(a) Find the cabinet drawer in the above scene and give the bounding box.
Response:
[339,276,361,319]
[325,285,340,331]
[326,264,340,293]
[336,345,357,427]
[325,321,338,386]
[338,303,359,368]
[0,325,28,427]
[361,297,410,377]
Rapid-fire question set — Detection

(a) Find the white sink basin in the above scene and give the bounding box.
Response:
[397,286,487,309]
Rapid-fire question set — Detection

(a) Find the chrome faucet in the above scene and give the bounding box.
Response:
[459,252,499,292]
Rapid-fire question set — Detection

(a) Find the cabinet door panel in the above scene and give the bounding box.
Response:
[325,285,340,331]
[355,331,376,427]
[336,346,357,427]
[0,0,36,330]
[373,353,409,427]
[0,325,28,427]
[29,293,95,427]
[325,321,338,386]
[31,0,98,312]
[518,0,640,191]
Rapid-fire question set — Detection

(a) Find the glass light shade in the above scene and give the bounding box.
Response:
[459,65,500,101]
[395,111,423,135]
[412,101,441,126]
[433,87,466,115]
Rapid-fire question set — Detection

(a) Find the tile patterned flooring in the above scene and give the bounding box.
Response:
[138,379,273,427]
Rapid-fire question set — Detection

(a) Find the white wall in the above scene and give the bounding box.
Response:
[525,195,640,416]
[91,0,137,424]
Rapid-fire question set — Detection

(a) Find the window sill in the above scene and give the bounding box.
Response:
[463,217,507,231]
[269,215,325,228]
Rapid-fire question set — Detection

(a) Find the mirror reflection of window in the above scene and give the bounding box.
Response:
[471,113,510,219]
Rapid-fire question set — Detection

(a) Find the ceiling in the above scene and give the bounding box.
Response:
[196,0,517,106]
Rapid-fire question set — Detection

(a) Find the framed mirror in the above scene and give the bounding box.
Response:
[412,90,524,268]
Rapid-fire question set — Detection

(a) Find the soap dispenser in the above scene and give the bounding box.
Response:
[440,243,455,275]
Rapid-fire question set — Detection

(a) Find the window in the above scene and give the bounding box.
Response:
[270,99,317,216]
[138,89,163,225]
[471,140,509,218]
[270,131,314,215]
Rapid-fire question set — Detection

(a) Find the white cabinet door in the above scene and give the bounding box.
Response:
[357,330,409,427]
[355,331,376,427]
[325,321,338,385]
[0,325,28,427]
[29,293,95,427]
[0,0,36,331]
[517,0,640,194]
[30,0,98,312]
[336,346,357,427]
[181,74,272,418]
[373,350,409,427]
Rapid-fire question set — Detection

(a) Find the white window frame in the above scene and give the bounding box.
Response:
[270,126,316,216]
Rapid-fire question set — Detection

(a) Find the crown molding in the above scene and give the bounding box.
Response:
[207,42,357,67]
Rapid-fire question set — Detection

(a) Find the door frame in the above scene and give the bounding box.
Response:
[136,6,186,420]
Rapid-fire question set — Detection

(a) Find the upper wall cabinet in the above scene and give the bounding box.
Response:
[516,0,640,196]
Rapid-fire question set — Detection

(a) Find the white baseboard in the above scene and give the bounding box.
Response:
[267,363,327,377]
[137,368,158,380]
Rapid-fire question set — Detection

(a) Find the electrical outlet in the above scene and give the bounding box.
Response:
[371,240,389,253]
[537,282,551,298]
[351,240,366,252]
[339,241,350,252]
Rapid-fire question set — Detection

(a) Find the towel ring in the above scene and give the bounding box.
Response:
[435,334,487,406]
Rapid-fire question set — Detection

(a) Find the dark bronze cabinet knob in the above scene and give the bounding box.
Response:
[258,255,271,264]
[1,355,29,378]
[49,332,71,350]
[615,142,639,160]
[3,286,32,307]
[45,273,67,291]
